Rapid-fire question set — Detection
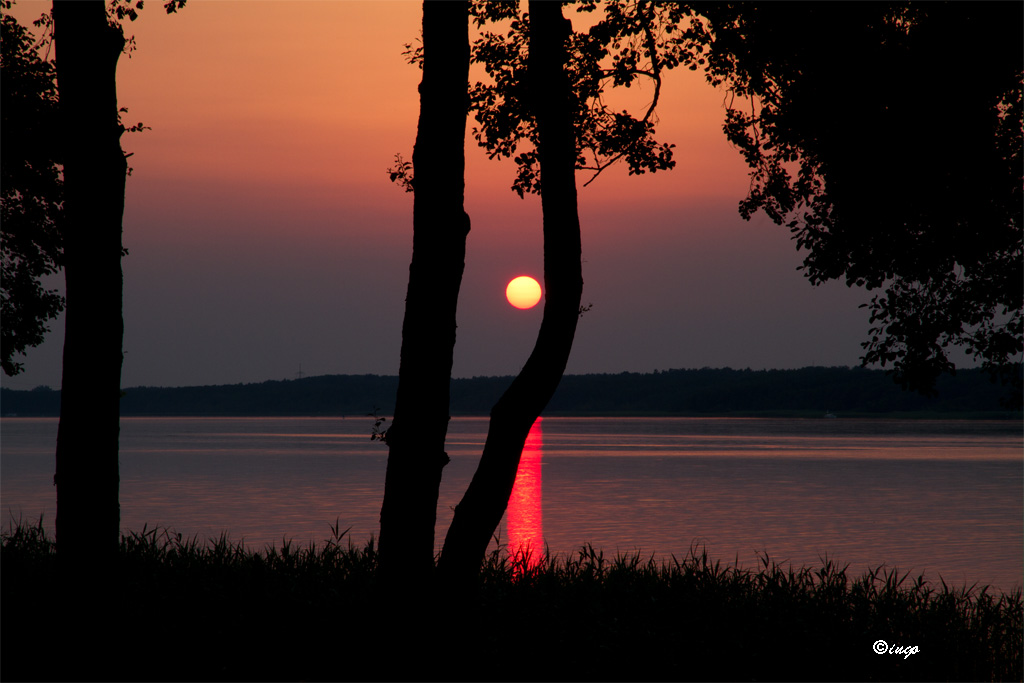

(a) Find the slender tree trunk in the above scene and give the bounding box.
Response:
[52,0,126,569]
[438,1,583,584]
[51,4,127,675]
[378,1,471,582]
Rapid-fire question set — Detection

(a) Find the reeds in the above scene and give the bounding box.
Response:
[3,518,1020,681]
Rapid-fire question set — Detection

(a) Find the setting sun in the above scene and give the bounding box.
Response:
[506,276,542,309]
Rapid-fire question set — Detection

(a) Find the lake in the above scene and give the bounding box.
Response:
[1,415,1021,592]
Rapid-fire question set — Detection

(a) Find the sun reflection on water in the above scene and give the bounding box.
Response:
[507,417,544,570]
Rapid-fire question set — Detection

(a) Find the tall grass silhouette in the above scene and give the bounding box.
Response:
[3,518,1020,681]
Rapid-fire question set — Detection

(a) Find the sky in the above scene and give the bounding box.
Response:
[4,1,878,390]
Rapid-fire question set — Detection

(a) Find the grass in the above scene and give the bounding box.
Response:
[2,519,1020,682]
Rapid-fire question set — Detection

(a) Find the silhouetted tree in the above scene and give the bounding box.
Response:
[383,0,691,581]
[50,0,184,574]
[434,0,700,579]
[1,4,64,377]
[437,0,584,583]
[691,3,1023,403]
[51,0,129,569]
[378,0,471,581]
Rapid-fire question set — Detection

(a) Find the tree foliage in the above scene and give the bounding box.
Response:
[691,3,1023,401]
[0,0,184,378]
[468,0,695,196]
[1,3,64,376]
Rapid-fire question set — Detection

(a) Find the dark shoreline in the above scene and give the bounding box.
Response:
[3,366,1019,418]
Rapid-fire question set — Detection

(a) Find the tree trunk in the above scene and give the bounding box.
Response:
[438,1,583,584]
[378,1,471,583]
[52,0,126,569]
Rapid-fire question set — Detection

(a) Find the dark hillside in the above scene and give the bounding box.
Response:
[1,367,1016,417]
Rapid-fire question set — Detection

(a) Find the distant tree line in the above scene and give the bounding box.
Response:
[1,367,1015,418]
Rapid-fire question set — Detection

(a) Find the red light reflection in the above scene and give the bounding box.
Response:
[507,417,544,571]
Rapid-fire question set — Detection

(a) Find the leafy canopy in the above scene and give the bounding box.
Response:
[1,3,64,376]
[389,1,694,196]
[692,3,1023,401]
[468,0,701,197]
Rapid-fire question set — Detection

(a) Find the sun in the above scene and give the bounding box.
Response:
[506,276,542,309]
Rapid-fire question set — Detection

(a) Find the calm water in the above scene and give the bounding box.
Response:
[2,416,1021,592]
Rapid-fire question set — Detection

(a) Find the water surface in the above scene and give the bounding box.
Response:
[2,416,1020,592]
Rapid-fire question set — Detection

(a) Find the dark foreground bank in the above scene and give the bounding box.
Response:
[2,521,1020,682]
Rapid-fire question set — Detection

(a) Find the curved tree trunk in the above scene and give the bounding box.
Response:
[438,1,583,584]
[378,0,471,583]
[53,0,126,570]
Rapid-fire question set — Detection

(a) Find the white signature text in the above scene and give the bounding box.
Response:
[873,639,920,659]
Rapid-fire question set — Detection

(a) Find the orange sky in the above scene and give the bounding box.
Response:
[4,1,873,389]
[110,1,751,228]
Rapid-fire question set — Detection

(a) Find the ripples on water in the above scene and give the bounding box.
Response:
[2,416,1020,592]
